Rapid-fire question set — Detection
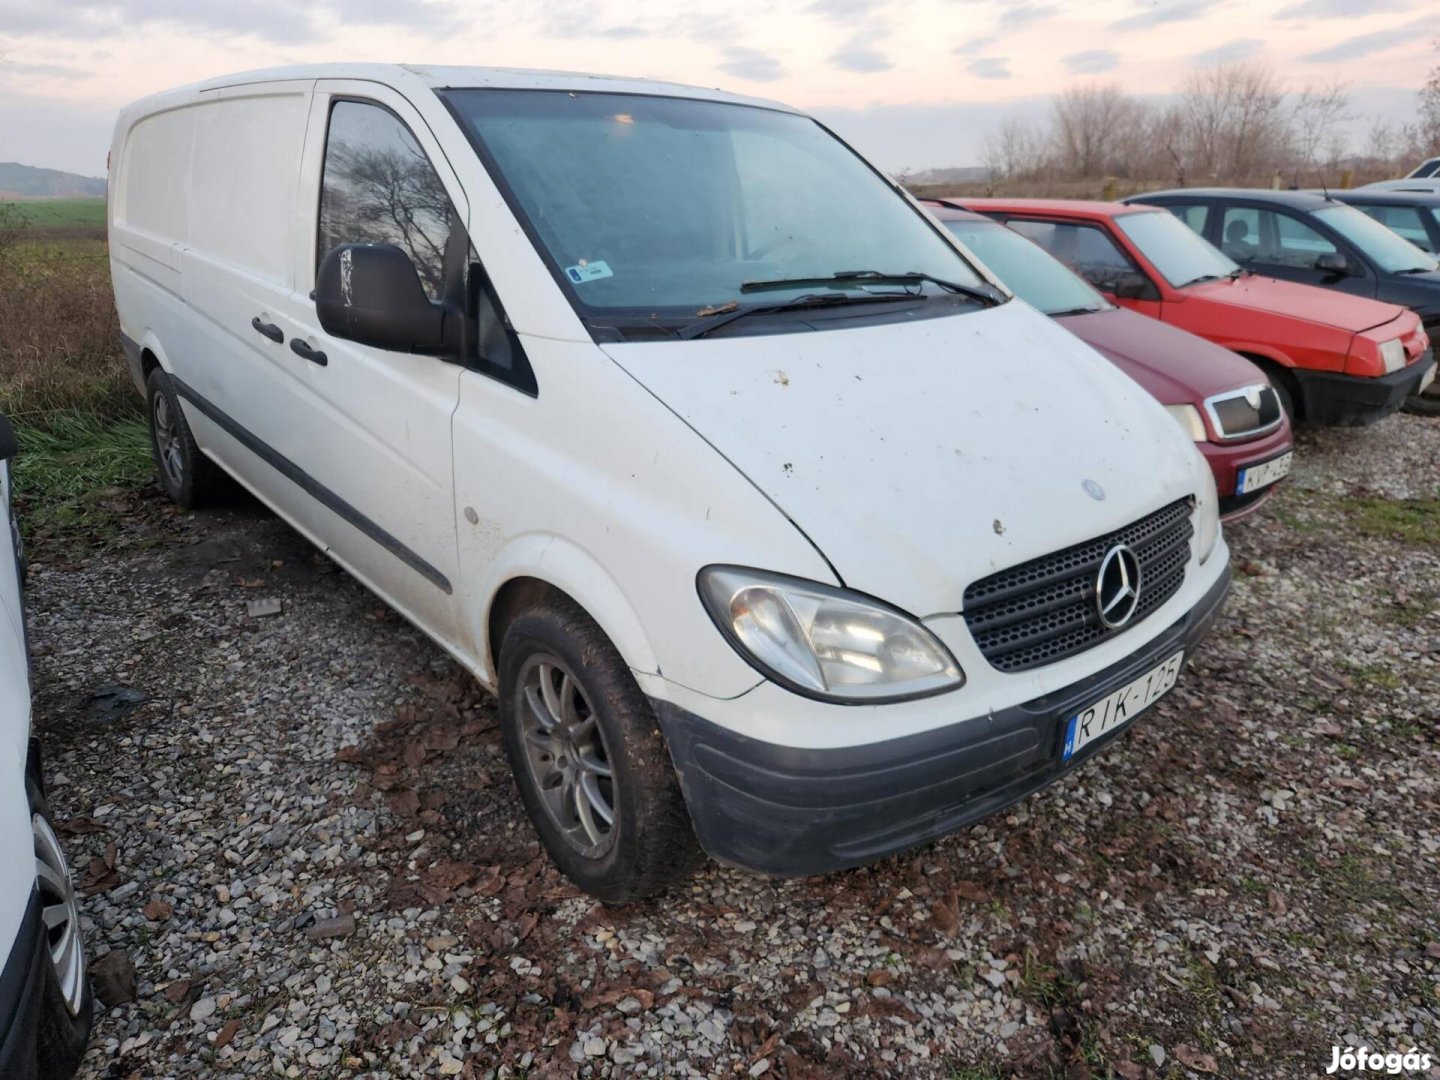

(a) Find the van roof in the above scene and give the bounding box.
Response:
[125,63,796,114]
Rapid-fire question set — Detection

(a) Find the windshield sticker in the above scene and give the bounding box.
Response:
[565,260,613,284]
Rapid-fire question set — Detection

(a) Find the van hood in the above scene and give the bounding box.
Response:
[1183,273,1405,333]
[602,301,1204,616]
[1056,306,1267,405]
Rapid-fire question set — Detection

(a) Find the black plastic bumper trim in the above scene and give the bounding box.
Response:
[169,375,453,594]
[657,566,1232,877]
[1294,350,1435,426]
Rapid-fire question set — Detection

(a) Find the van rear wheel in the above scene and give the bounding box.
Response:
[146,368,225,508]
[498,596,703,902]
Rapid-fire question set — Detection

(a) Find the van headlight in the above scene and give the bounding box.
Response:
[1195,465,1220,564]
[1165,404,1208,442]
[698,567,964,703]
[1379,338,1406,374]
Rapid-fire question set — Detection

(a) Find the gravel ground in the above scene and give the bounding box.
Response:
[22,415,1440,1079]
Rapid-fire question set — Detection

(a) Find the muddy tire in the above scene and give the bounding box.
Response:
[498,596,703,902]
[146,368,226,508]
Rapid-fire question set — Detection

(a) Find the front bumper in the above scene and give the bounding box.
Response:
[1198,424,1293,522]
[657,565,1232,877]
[1295,350,1435,426]
[0,891,47,1080]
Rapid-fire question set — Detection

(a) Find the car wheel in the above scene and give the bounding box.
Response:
[29,776,92,1080]
[1264,367,1298,425]
[146,368,225,508]
[1401,390,1440,417]
[498,596,703,902]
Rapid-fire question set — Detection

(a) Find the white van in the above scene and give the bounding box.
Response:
[109,65,1231,900]
[0,414,91,1078]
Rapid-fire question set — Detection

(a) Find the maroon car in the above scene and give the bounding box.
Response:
[926,201,1294,521]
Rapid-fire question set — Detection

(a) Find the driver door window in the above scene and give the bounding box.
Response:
[1007,219,1141,293]
[317,101,454,300]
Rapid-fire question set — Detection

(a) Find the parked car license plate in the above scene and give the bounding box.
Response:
[1062,650,1184,761]
[1236,451,1293,495]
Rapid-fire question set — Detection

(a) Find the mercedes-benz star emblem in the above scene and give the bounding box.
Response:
[1082,479,1105,501]
[1095,544,1142,629]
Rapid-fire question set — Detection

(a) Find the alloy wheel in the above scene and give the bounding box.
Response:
[152,392,184,487]
[517,654,617,859]
[34,812,86,1017]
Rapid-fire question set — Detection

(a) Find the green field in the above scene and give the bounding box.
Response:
[2,197,106,231]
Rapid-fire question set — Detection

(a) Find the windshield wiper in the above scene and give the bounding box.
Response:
[677,291,917,340]
[741,270,1005,308]
[1047,304,1106,317]
[1179,273,1227,287]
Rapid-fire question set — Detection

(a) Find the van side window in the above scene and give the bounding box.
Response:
[317,101,453,300]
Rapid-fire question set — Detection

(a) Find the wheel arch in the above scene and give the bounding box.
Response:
[479,536,661,690]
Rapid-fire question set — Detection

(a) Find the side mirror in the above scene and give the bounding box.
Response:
[1315,252,1350,276]
[316,244,446,353]
[1111,271,1157,301]
[0,414,17,463]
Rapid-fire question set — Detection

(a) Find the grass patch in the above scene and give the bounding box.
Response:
[10,411,152,540]
[4,198,106,233]
[1339,496,1440,549]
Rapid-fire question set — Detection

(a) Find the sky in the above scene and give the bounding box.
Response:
[0,0,1436,177]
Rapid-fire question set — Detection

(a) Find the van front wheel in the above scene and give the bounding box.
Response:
[498,598,702,902]
[146,368,225,508]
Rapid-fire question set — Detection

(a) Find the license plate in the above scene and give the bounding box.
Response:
[1062,650,1184,761]
[1236,451,1293,495]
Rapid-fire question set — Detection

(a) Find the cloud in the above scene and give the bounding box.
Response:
[966,56,1012,79]
[1301,17,1433,61]
[1276,0,1409,17]
[1111,0,1216,32]
[1062,49,1120,74]
[0,61,90,79]
[829,37,894,73]
[805,0,886,20]
[0,0,460,44]
[539,4,648,39]
[997,3,1060,28]
[1194,37,1263,63]
[718,46,785,82]
[953,34,998,56]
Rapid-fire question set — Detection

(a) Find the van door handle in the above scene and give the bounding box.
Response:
[250,317,283,343]
[289,338,328,367]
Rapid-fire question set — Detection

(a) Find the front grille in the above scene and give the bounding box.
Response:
[1207,385,1282,439]
[963,499,1193,673]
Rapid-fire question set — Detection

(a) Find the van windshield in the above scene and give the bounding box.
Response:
[442,89,990,337]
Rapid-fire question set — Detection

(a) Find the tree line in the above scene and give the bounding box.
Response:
[984,44,1440,187]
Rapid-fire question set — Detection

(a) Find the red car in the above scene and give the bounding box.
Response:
[959,199,1435,426]
[926,202,1294,520]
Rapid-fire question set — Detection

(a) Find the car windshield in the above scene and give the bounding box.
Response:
[1115,210,1240,287]
[941,217,1107,315]
[442,89,989,334]
[1313,204,1439,273]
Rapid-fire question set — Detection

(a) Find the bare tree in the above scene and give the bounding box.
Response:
[1050,83,1149,178]
[1418,36,1440,157]
[982,116,1049,180]
[1177,61,1290,182]
[1290,78,1352,179]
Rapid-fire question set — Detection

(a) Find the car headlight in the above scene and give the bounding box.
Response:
[1194,464,1220,564]
[698,567,964,703]
[1165,404,1208,442]
[1379,338,1406,374]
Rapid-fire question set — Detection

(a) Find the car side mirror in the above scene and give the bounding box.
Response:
[316,244,447,353]
[1315,252,1350,276]
[1111,271,1157,301]
[0,414,17,463]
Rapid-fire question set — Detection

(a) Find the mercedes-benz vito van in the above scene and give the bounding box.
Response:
[109,65,1231,900]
